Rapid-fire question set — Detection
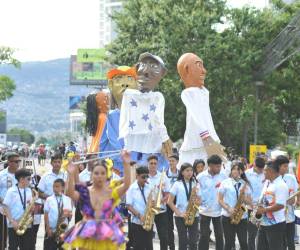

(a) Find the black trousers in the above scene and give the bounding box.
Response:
[154,212,169,250]
[257,222,286,250]
[222,216,248,250]
[247,211,258,250]
[131,223,153,250]
[43,234,63,250]
[166,205,175,250]
[198,215,223,250]
[8,227,34,250]
[32,224,40,250]
[126,214,133,250]
[0,214,7,250]
[175,216,199,250]
[285,222,295,250]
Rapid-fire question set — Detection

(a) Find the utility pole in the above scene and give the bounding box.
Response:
[254,81,264,145]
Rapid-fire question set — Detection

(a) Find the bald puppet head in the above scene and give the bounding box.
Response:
[177,53,207,88]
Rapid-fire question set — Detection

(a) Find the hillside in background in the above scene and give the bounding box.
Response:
[0,58,94,135]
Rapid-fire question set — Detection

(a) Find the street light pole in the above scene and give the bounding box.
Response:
[254,81,264,145]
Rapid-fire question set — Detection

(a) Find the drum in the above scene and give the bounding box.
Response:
[294,210,300,225]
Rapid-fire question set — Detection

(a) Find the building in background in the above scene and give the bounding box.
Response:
[69,96,86,136]
[99,0,123,47]
[70,111,85,135]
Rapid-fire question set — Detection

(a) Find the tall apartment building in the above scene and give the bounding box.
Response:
[99,0,123,48]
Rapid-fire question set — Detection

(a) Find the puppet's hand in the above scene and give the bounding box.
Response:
[161,139,173,158]
[203,138,227,162]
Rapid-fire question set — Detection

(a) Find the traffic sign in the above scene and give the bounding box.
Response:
[249,145,267,164]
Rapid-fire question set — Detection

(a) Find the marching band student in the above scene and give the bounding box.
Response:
[193,159,205,175]
[197,154,226,250]
[126,161,138,250]
[38,153,67,200]
[126,166,153,250]
[256,161,289,250]
[167,163,201,250]
[63,150,131,250]
[31,175,43,250]
[44,179,72,250]
[0,152,20,250]
[166,154,179,250]
[245,156,265,250]
[147,155,170,250]
[3,168,35,250]
[218,162,252,250]
[277,155,299,250]
[78,154,97,183]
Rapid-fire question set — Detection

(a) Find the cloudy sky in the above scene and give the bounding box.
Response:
[0,0,266,62]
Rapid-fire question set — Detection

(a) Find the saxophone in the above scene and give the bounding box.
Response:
[142,189,155,231]
[249,204,263,226]
[54,204,68,243]
[143,171,166,231]
[184,186,199,226]
[16,189,38,235]
[249,189,265,226]
[151,170,165,214]
[230,183,247,225]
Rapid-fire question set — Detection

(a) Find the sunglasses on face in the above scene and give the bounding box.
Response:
[141,175,149,179]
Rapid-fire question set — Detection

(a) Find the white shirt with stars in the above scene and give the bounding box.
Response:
[119,89,169,153]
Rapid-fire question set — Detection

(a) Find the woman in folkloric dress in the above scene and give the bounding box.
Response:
[62,151,131,250]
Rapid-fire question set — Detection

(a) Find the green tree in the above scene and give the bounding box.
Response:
[108,0,300,157]
[0,46,20,103]
[8,128,35,145]
[35,136,48,145]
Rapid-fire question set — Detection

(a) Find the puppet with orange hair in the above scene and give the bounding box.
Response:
[99,66,138,175]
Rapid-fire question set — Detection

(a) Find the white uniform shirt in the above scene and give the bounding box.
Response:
[180,87,220,152]
[283,174,298,223]
[44,194,72,231]
[0,168,17,201]
[218,178,251,219]
[119,89,169,153]
[148,171,170,212]
[170,180,200,216]
[33,198,43,225]
[166,168,179,187]
[3,185,33,228]
[126,181,152,225]
[79,168,91,183]
[260,176,289,226]
[38,171,67,197]
[288,161,296,175]
[197,169,227,217]
[245,168,265,205]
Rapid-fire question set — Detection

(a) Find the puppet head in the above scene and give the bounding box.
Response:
[136,52,167,92]
[177,53,207,88]
[107,66,138,108]
[86,92,109,136]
